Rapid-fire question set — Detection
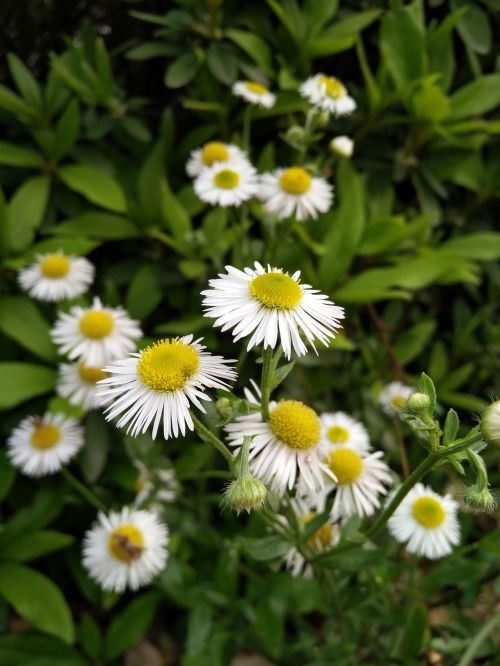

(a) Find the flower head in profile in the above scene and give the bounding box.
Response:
[259,167,333,221]
[7,412,84,477]
[18,252,94,302]
[51,297,142,367]
[300,74,356,116]
[57,362,109,412]
[319,411,371,453]
[98,335,236,440]
[82,507,168,592]
[232,80,276,108]
[379,381,412,416]
[194,160,259,207]
[202,262,344,359]
[186,141,247,178]
[388,484,460,559]
[330,135,354,159]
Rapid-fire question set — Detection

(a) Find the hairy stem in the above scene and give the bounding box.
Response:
[191,413,235,470]
[60,468,106,512]
[260,347,274,421]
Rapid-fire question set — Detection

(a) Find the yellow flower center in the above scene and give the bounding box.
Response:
[31,423,61,450]
[303,512,333,551]
[79,310,114,340]
[213,168,240,189]
[319,75,346,100]
[269,400,320,450]
[249,272,302,310]
[245,81,269,95]
[40,254,70,278]
[137,339,200,392]
[412,496,445,528]
[78,363,108,384]
[201,141,229,166]
[327,425,350,444]
[391,394,407,409]
[279,167,312,195]
[326,448,363,484]
[108,524,145,563]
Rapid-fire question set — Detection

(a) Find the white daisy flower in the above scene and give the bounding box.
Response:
[82,506,168,592]
[134,461,178,508]
[7,412,84,477]
[186,141,247,178]
[300,74,356,116]
[51,297,142,367]
[379,381,413,416]
[323,444,393,520]
[194,160,258,207]
[57,362,110,412]
[98,335,236,440]
[201,262,344,360]
[388,483,460,559]
[330,135,354,158]
[18,252,94,302]
[232,80,276,108]
[319,411,371,453]
[258,167,333,221]
[225,397,333,498]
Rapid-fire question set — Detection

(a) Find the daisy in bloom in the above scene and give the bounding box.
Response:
[7,412,84,477]
[57,362,109,412]
[320,411,371,453]
[300,74,356,116]
[330,135,354,158]
[51,297,142,367]
[388,483,460,559]
[232,80,276,108]
[194,160,258,207]
[379,381,413,416]
[201,262,344,360]
[258,167,333,221]
[323,444,393,520]
[98,335,236,440]
[18,252,94,302]
[82,507,168,592]
[186,141,247,178]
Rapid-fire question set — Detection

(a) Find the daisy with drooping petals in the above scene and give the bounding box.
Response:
[201,262,344,360]
[82,507,168,592]
[57,362,109,412]
[324,444,393,520]
[379,381,412,416]
[232,80,276,108]
[186,141,247,178]
[7,412,84,477]
[300,74,356,116]
[194,160,259,207]
[18,252,94,302]
[388,484,460,559]
[98,335,236,440]
[258,167,333,221]
[51,297,142,367]
[320,411,371,453]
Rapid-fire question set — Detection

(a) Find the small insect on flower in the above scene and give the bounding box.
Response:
[202,262,344,360]
[51,296,142,367]
[300,74,356,116]
[7,412,84,477]
[232,80,276,108]
[330,135,354,159]
[98,335,236,440]
[57,362,110,412]
[258,167,333,222]
[388,483,460,559]
[82,507,168,592]
[194,160,259,207]
[186,141,248,178]
[18,252,94,302]
[320,411,371,453]
[379,381,413,417]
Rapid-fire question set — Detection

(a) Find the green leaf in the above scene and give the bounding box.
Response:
[164,53,199,88]
[104,592,160,660]
[0,451,16,502]
[0,83,38,119]
[0,363,57,410]
[206,44,237,85]
[7,175,50,252]
[52,99,80,161]
[395,320,436,364]
[30,237,99,257]
[242,535,291,561]
[0,141,44,168]
[448,75,500,120]
[399,603,428,657]
[161,179,192,247]
[452,0,491,54]
[443,409,460,445]
[58,165,126,213]
[0,634,85,666]
[410,81,450,122]
[7,54,43,108]
[0,530,74,562]
[440,233,500,260]
[126,42,178,61]
[0,297,57,362]
[53,212,138,239]
[126,264,163,320]
[310,9,381,56]
[226,30,273,75]
[81,412,110,484]
[418,372,437,413]
[78,612,102,660]
[0,488,64,546]
[0,561,74,643]
[380,3,426,90]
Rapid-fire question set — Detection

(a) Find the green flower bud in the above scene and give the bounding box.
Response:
[215,397,233,419]
[480,400,500,448]
[463,485,498,514]
[222,477,267,514]
[285,125,306,145]
[406,392,431,414]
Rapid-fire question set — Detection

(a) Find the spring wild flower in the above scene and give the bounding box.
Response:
[300,74,356,116]
[57,362,109,412]
[319,411,371,453]
[258,167,333,221]
[18,252,94,302]
[232,80,276,108]
[186,141,247,177]
[330,135,354,158]
[194,159,259,207]
[379,381,413,417]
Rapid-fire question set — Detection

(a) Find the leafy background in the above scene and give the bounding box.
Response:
[0,0,499,664]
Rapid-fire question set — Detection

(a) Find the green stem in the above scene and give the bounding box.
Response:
[191,412,235,470]
[457,611,500,666]
[60,468,106,512]
[238,436,252,478]
[260,347,274,421]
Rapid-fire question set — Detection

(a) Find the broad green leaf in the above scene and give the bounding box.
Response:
[164,53,199,88]
[206,44,237,85]
[448,75,500,120]
[0,488,64,545]
[443,409,460,445]
[418,373,437,412]
[7,175,50,252]
[104,592,160,660]
[358,216,428,255]
[0,451,16,502]
[440,233,500,260]
[242,535,291,561]
[0,84,38,119]
[126,264,163,320]
[0,561,74,643]
[395,320,436,364]
[120,116,151,142]
[81,412,110,484]
[380,3,426,90]
[161,179,192,247]
[126,42,177,61]
[52,99,80,161]
[452,0,491,54]
[226,29,273,75]
[0,530,74,562]
[0,296,57,362]
[7,54,43,108]
[185,603,213,657]
[30,237,99,257]
[58,165,126,213]
[53,212,138,239]
[78,612,102,660]
[309,9,381,56]
[0,362,56,410]
[0,635,85,666]
[0,141,44,167]
[399,603,428,657]
[410,81,449,121]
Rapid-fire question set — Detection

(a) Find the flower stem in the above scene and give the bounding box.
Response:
[260,347,274,421]
[191,412,235,470]
[60,467,106,512]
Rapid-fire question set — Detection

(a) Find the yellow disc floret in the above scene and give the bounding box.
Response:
[137,339,200,392]
[269,400,320,450]
[78,363,108,384]
[108,525,144,563]
[326,448,363,484]
[214,168,240,189]
[40,254,70,278]
[391,394,407,409]
[412,496,445,528]
[303,512,333,551]
[79,311,114,339]
[327,425,350,444]
[202,141,229,166]
[319,75,346,100]
[31,423,61,450]
[279,167,312,195]
[245,81,269,95]
[249,272,302,310]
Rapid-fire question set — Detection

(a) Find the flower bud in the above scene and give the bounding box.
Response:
[463,485,498,513]
[480,400,500,448]
[285,125,306,145]
[330,135,354,158]
[222,477,267,514]
[406,392,431,414]
[215,397,233,419]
